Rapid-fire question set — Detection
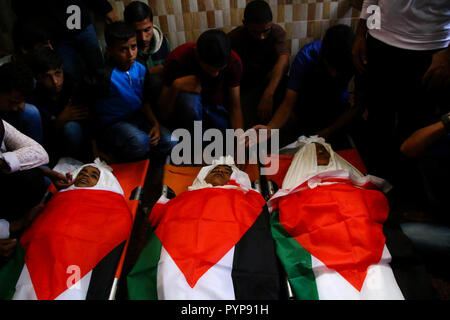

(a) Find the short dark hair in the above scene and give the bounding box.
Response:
[30,46,63,77]
[12,17,52,54]
[243,0,273,25]
[321,24,355,74]
[0,62,34,98]
[197,29,231,67]
[124,1,154,24]
[105,21,136,48]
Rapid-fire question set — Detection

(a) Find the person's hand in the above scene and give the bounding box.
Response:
[423,48,450,93]
[149,124,160,147]
[173,75,202,94]
[47,170,73,190]
[257,92,274,124]
[315,127,331,140]
[352,33,368,74]
[56,100,89,126]
[0,239,17,261]
[105,10,118,24]
[243,125,274,148]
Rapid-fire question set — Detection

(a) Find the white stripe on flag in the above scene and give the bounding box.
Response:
[157,246,236,300]
[12,265,37,300]
[12,264,92,300]
[55,271,92,300]
[312,245,405,300]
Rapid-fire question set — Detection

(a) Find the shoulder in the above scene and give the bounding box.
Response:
[271,23,287,37]
[300,40,322,56]
[294,40,322,63]
[229,50,243,68]
[228,26,245,39]
[133,60,147,73]
[169,43,196,58]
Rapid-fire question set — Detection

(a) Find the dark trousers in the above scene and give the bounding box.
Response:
[0,168,47,222]
[359,35,441,186]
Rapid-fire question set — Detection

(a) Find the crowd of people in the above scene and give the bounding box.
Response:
[0,0,449,292]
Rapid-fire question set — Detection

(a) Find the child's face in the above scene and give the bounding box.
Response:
[74,166,100,188]
[108,37,138,71]
[37,67,64,95]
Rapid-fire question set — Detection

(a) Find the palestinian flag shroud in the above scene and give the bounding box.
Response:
[269,170,404,300]
[0,189,132,300]
[127,187,283,300]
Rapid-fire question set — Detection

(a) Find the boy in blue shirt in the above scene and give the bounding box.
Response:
[94,22,175,162]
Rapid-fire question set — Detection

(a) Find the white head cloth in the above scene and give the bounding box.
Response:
[281,136,364,190]
[62,158,124,195]
[188,155,253,191]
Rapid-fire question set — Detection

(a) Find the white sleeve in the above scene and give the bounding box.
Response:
[1,120,49,173]
[360,0,379,20]
[0,219,10,239]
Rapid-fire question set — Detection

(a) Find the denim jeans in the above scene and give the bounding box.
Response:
[174,92,230,135]
[100,116,177,163]
[2,104,43,144]
[56,24,104,82]
[60,121,85,160]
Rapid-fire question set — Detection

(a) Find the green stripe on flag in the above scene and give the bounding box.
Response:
[270,210,319,300]
[127,228,162,300]
[0,242,25,300]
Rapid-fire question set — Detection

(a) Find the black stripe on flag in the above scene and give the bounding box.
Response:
[232,205,289,300]
[86,241,126,300]
[383,223,436,300]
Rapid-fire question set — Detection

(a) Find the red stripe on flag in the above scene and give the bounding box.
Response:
[152,188,265,288]
[20,190,132,300]
[277,183,389,291]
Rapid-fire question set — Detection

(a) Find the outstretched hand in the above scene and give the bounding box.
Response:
[242,125,274,148]
[48,171,74,190]
[423,48,450,93]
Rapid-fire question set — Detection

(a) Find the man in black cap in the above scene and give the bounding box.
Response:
[158,29,244,135]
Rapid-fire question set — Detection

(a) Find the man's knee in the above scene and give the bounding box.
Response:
[176,92,203,121]
[63,121,84,143]
[22,104,41,122]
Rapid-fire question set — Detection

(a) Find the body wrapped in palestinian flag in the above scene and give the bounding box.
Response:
[127,157,284,300]
[269,170,404,300]
[268,136,433,300]
[0,160,133,300]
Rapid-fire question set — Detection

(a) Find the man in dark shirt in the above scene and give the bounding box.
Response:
[228,0,289,127]
[159,29,244,135]
[252,25,363,149]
